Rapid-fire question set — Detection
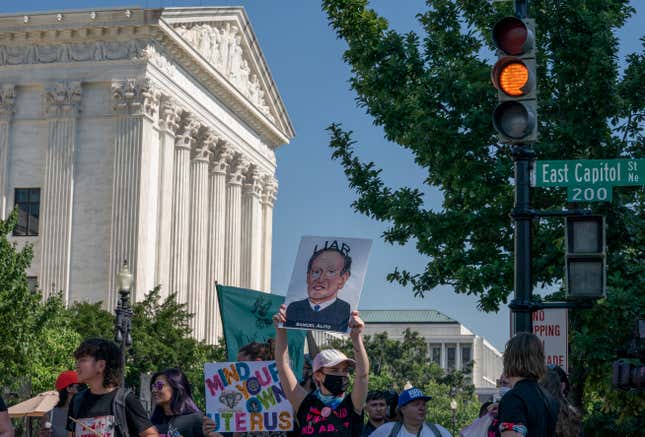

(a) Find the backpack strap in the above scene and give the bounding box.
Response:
[112,387,132,437]
[388,422,403,437]
[425,422,442,437]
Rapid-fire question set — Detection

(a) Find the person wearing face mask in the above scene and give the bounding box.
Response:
[273,304,369,436]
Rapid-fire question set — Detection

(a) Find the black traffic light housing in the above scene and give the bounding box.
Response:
[565,215,606,299]
[491,17,537,144]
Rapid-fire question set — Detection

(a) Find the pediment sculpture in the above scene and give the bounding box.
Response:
[174,22,273,121]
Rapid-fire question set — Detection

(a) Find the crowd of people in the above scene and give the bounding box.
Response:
[0,310,581,437]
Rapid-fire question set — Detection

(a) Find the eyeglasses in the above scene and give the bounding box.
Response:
[151,380,167,391]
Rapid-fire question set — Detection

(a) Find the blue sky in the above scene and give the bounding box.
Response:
[5,1,642,351]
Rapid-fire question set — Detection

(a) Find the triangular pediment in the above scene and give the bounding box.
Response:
[159,8,294,140]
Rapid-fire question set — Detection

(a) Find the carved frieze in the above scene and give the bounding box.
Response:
[0,84,16,120]
[0,40,148,65]
[43,81,82,117]
[173,22,273,121]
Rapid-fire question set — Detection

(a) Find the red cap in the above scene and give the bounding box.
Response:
[55,370,78,391]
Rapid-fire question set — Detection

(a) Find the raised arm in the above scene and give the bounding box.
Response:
[273,304,308,413]
[349,310,369,414]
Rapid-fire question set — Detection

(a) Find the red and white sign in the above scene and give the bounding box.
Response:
[533,308,568,370]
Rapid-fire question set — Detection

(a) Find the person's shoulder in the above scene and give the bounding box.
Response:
[426,422,452,437]
[370,421,395,437]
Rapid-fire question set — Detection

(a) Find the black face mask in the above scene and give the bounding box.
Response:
[323,374,349,396]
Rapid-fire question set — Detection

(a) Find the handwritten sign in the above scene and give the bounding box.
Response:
[204,361,294,432]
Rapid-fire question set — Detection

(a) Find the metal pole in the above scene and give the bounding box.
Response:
[515,0,529,18]
[511,145,535,335]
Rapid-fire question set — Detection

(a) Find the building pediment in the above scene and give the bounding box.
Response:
[0,6,294,146]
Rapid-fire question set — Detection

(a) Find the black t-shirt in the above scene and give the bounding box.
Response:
[66,389,153,436]
[360,421,379,437]
[154,412,205,437]
[295,392,363,437]
[0,396,6,412]
[498,379,559,437]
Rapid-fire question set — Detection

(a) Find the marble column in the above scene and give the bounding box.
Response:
[39,81,81,301]
[0,85,15,220]
[240,166,263,290]
[260,176,278,291]
[187,125,215,341]
[155,97,180,299]
[205,142,232,344]
[169,112,198,304]
[223,154,248,287]
[107,79,159,310]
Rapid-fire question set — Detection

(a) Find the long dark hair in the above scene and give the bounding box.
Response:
[55,388,69,408]
[150,368,201,422]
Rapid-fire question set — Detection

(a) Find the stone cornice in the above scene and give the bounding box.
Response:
[43,80,81,118]
[0,84,15,120]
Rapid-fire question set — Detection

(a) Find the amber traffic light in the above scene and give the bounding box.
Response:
[491,17,537,143]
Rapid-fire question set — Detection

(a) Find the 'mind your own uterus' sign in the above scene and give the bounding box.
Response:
[204,361,294,432]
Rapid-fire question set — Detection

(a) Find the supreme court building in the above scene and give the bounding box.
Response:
[0,7,294,342]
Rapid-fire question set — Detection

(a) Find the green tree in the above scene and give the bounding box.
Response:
[321,0,643,433]
[329,329,479,431]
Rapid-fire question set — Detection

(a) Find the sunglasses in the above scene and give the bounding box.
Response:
[151,380,167,391]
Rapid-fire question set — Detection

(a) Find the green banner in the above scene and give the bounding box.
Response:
[216,284,307,380]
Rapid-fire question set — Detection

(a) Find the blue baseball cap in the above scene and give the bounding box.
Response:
[397,387,432,408]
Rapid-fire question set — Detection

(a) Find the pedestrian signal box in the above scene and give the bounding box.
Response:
[565,215,606,298]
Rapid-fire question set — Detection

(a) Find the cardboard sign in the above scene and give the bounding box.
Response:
[533,309,568,370]
[282,236,372,333]
[204,361,294,432]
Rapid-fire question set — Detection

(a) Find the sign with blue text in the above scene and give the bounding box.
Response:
[205,361,294,433]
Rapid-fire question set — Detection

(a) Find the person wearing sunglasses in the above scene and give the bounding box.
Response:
[40,371,81,437]
[150,368,220,437]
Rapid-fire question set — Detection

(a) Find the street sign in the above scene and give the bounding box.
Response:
[533,308,568,370]
[533,159,644,187]
[532,159,644,202]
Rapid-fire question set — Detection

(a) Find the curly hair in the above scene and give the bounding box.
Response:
[73,338,122,388]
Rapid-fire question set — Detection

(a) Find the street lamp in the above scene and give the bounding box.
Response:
[114,260,133,386]
[450,398,457,436]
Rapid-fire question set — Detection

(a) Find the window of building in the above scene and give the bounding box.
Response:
[13,188,40,236]
[430,344,441,365]
[447,344,456,371]
[461,345,472,368]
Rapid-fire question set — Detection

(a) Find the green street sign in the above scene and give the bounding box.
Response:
[533,159,644,188]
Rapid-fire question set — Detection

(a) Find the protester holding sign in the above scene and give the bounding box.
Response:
[273,304,369,436]
[150,368,214,437]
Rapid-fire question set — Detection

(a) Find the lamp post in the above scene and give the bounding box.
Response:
[450,398,457,436]
[114,260,133,387]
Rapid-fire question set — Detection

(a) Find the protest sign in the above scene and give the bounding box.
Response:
[205,361,294,433]
[282,236,372,334]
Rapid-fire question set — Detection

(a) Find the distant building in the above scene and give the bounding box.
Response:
[360,309,503,400]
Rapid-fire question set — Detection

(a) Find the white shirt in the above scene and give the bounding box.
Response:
[370,422,452,437]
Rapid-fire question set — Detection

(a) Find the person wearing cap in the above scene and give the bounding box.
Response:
[369,387,452,437]
[39,371,80,437]
[273,304,369,436]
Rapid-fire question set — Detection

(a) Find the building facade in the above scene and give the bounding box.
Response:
[0,7,294,343]
[360,310,503,397]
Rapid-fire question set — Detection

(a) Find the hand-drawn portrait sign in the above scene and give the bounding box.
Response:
[205,361,294,433]
[282,236,372,334]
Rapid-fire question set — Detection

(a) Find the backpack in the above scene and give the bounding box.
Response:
[70,387,131,437]
[388,421,442,437]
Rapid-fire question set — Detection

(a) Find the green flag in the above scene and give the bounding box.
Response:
[216,284,307,380]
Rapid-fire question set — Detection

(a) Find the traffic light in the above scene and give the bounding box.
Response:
[565,215,606,299]
[491,17,537,143]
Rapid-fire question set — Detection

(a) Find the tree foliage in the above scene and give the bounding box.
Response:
[0,213,225,411]
[321,0,643,433]
[329,329,479,432]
